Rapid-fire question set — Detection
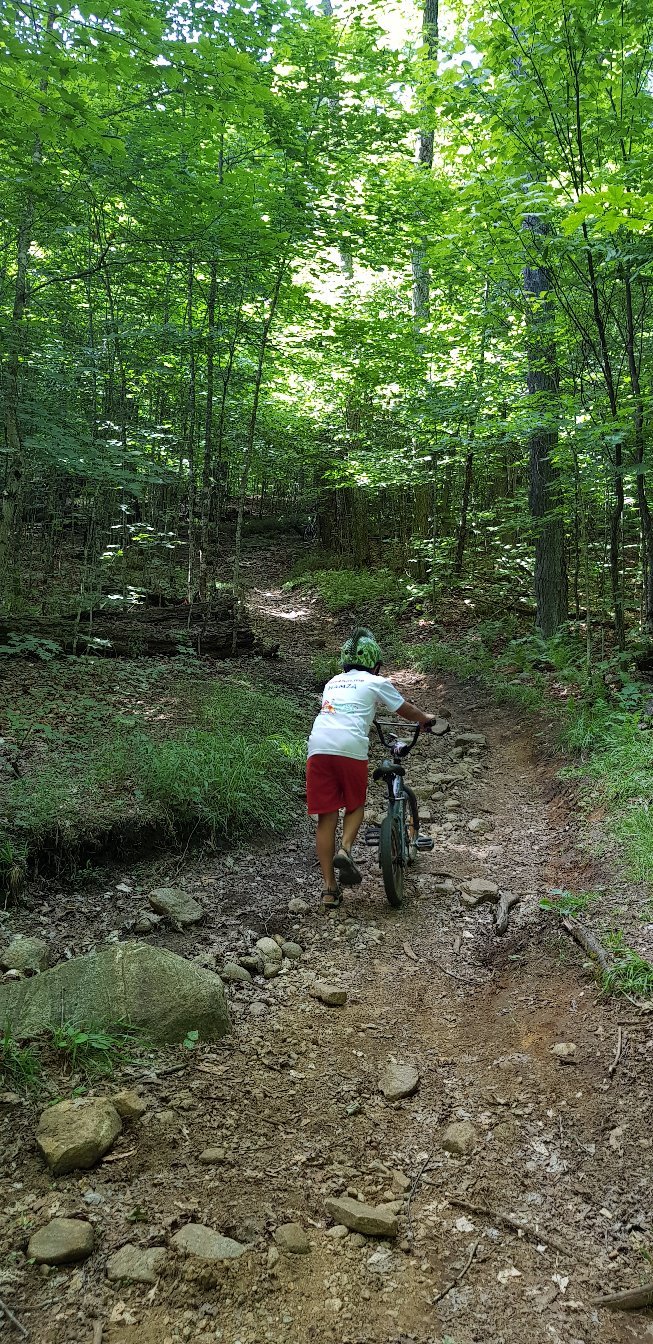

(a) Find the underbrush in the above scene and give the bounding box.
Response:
[0,675,307,885]
[287,565,409,615]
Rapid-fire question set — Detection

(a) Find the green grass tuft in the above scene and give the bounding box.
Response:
[602,932,653,998]
[0,1028,42,1093]
[540,889,600,917]
[49,1023,146,1078]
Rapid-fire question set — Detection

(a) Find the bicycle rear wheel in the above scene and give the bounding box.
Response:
[379,808,405,908]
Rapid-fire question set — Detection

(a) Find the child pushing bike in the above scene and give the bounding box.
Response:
[306,627,437,910]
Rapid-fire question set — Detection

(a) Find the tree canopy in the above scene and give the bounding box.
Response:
[2,0,653,646]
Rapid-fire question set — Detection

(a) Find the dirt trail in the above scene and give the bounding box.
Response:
[2,542,653,1344]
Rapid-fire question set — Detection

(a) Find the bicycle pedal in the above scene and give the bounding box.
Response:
[416,835,435,850]
[363,826,381,846]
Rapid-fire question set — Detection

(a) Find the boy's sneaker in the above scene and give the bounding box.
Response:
[334,848,362,887]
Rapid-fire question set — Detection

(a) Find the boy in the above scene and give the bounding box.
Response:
[306,627,437,909]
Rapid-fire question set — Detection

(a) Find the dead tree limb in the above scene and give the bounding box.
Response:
[592,1283,653,1311]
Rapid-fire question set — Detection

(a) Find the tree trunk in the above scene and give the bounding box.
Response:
[198,260,217,601]
[522,215,568,636]
[623,270,653,633]
[186,257,197,602]
[411,0,438,327]
[0,201,34,610]
[232,264,286,648]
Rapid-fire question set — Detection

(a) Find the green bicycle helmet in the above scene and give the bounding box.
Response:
[340,627,383,671]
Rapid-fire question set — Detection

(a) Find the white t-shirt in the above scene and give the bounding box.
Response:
[308,669,404,761]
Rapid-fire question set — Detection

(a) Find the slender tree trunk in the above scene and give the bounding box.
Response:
[321,0,354,278]
[0,202,34,609]
[623,270,653,633]
[0,8,53,609]
[198,260,217,601]
[186,257,197,602]
[522,215,568,635]
[232,265,285,649]
[411,0,438,327]
[453,278,489,579]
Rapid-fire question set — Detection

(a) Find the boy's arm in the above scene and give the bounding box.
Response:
[397,700,437,729]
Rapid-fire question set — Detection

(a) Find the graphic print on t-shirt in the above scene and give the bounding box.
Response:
[307,669,404,761]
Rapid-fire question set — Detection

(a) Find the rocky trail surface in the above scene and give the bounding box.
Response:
[1,542,653,1344]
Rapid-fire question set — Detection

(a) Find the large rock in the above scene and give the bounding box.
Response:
[378,1063,420,1102]
[256,938,282,965]
[454,732,487,748]
[442,1120,478,1155]
[111,1089,147,1120]
[0,943,229,1044]
[325,1197,398,1238]
[273,1223,311,1254]
[460,878,499,907]
[28,1218,94,1265]
[148,887,204,926]
[311,982,347,1007]
[171,1224,246,1261]
[107,1244,167,1284]
[36,1097,122,1174]
[0,935,49,974]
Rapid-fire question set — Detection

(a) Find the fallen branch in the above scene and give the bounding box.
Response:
[432,1240,479,1304]
[92,1322,103,1344]
[432,960,487,986]
[592,1283,653,1311]
[494,891,521,936]
[559,917,612,974]
[444,1192,580,1260]
[608,1025,624,1079]
[406,1152,433,1244]
[0,1297,29,1339]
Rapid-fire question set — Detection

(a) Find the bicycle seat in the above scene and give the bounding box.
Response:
[373,763,405,781]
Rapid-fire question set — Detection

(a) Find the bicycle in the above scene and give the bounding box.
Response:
[363,719,434,907]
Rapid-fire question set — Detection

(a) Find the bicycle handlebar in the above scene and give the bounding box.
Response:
[373,718,423,757]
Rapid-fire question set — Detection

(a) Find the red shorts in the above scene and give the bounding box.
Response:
[306,754,368,815]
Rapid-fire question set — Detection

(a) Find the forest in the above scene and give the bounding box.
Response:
[1,1,653,1342]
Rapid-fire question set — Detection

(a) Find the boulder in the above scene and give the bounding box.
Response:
[36,1097,122,1174]
[106,1244,167,1284]
[256,938,282,965]
[288,898,309,915]
[281,942,302,960]
[311,982,347,1007]
[220,962,252,984]
[112,1089,147,1120]
[171,1224,246,1261]
[454,733,488,748]
[460,878,499,908]
[467,817,493,834]
[28,1218,94,1265]
[273,1223,311,1254]
[442,1120,478,1155]
[325,1197,398,1238]
[148,887,203,926]
[0,943,229,1044]
[199,1146,226,1164]
[378,1063,420,1102]
[0,936,49,975]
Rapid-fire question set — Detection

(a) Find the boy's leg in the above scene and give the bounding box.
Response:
[342,806,365,852]
[334,805,365,885]
[316,811,339,890]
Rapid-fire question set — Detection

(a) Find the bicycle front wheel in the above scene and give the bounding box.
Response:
[379,809,405,908]
[405,785,420,864]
